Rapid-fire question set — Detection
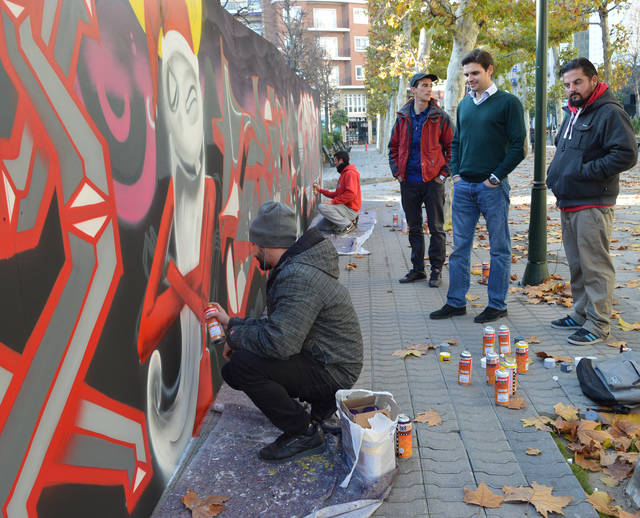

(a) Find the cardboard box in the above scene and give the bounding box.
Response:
[339,395,392,429]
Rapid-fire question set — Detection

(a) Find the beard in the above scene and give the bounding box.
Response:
[257,251,272,270]
[568,94,587,108]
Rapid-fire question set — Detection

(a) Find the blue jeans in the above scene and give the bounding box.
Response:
[447,178,511,310]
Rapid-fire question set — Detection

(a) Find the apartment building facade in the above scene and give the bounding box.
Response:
[262,0,373,144]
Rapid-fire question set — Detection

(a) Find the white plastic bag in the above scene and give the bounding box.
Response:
[336,389,400,487]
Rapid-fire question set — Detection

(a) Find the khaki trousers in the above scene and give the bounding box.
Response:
[560,207,615,336]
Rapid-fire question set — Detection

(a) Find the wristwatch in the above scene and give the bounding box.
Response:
[488,174,501,185]
[438,174,446,182]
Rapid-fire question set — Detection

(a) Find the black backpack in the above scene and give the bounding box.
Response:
[577,352,640,406]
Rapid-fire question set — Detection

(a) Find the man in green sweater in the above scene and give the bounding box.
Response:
[431,49,526,323]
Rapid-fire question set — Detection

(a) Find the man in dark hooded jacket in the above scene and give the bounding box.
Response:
[208,201,363,462]
[546,57,637,345]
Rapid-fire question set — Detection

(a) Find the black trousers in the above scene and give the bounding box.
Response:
[222,350,340,435]
[400,180,446,272]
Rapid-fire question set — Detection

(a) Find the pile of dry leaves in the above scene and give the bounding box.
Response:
[509,276,573,308]
[521,402,640,517]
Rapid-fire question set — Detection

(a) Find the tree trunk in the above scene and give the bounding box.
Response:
[416,27,433,69]
[598,5,612,83]
[551,45,563,130]
[443,0,479,230]
[443,0,480,120]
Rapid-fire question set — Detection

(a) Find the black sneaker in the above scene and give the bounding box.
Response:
[430,304,466,319]
[551,315,582,330]
[429,269,442,287]
[259,424,325,462]
[399,270,427,283]
[567,328,606,346]
[314,412,341,435]
[474,306,508,323]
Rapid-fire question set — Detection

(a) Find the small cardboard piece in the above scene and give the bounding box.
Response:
[339,395,392,429]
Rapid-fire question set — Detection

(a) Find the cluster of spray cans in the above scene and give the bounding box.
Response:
[453,325,529,406]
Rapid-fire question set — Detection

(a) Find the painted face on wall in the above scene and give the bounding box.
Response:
[162,32,204,179]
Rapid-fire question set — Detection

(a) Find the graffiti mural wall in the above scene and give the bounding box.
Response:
[0,0,321,516]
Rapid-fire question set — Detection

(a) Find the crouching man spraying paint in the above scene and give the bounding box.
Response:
[207,201,363,462]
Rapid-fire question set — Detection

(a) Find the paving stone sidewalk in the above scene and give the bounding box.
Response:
[341,146,640,517]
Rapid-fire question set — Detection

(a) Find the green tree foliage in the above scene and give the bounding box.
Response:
[366,0,592,120]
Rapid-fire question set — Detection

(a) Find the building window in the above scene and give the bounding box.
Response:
[344,93,366,114]
[318,37,338,58]
[354,36,369,52]
[355,65,364,81]
[329,66,340,86]
[313,8,337,29]
[353,8,368,24]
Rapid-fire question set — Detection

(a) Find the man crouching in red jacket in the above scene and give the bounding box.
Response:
[314,150,361,234]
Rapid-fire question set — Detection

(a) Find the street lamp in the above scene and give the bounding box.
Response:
[523,0,550,285]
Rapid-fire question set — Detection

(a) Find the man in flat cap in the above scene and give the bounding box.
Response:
[208,201,363,462]
[389,72,453,287]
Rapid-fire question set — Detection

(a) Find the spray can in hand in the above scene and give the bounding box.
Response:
[204,303,226,346]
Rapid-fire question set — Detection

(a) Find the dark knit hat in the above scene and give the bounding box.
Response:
[249,201,297,248]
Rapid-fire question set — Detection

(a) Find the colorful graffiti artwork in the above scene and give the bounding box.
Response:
[0,0,320,516]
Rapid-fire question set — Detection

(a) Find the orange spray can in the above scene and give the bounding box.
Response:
[458,351,472,385]
[396,414,412,458]
[515,341,529,373]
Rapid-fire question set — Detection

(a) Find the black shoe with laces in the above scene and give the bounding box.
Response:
[474,306,507,323]
[430,304,466,319]
[429,269,442,287]
[258,424,325,462]
[399,270,427,283]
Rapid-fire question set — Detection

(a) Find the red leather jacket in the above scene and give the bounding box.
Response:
[388,98,454,182]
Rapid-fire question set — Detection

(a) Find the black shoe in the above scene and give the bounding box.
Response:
[429,269,442,287]
[314,412,341,435]
[259,424,325,463]
[551,315,582,330]
[430,304,466,319]
[399,270,427,283]
[474,306,508,323]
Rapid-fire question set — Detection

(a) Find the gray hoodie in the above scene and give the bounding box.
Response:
[227,228,363,388]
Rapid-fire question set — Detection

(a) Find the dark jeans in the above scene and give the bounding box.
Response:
[400,180,446,272]
[222,350,340,435]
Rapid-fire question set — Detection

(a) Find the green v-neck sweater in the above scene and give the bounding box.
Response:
[450,90,526,182]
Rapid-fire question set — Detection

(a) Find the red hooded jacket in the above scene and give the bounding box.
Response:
[317,163,361,212]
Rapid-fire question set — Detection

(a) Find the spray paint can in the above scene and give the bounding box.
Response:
[458,351,472,385]
[503,357,517,395]
[486,352,499,385]
[396,414,412,458]
[204,303,226,346]
[482,262,490,280]
[483,326,495,356]
[392,213,399,228]
[515,341,529,373]
[498,325,511,355]
[495,369,510,406]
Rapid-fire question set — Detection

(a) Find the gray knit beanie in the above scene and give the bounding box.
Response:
[249,201,297,248]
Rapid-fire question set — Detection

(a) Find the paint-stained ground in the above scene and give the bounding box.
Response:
[154,145,640,517]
